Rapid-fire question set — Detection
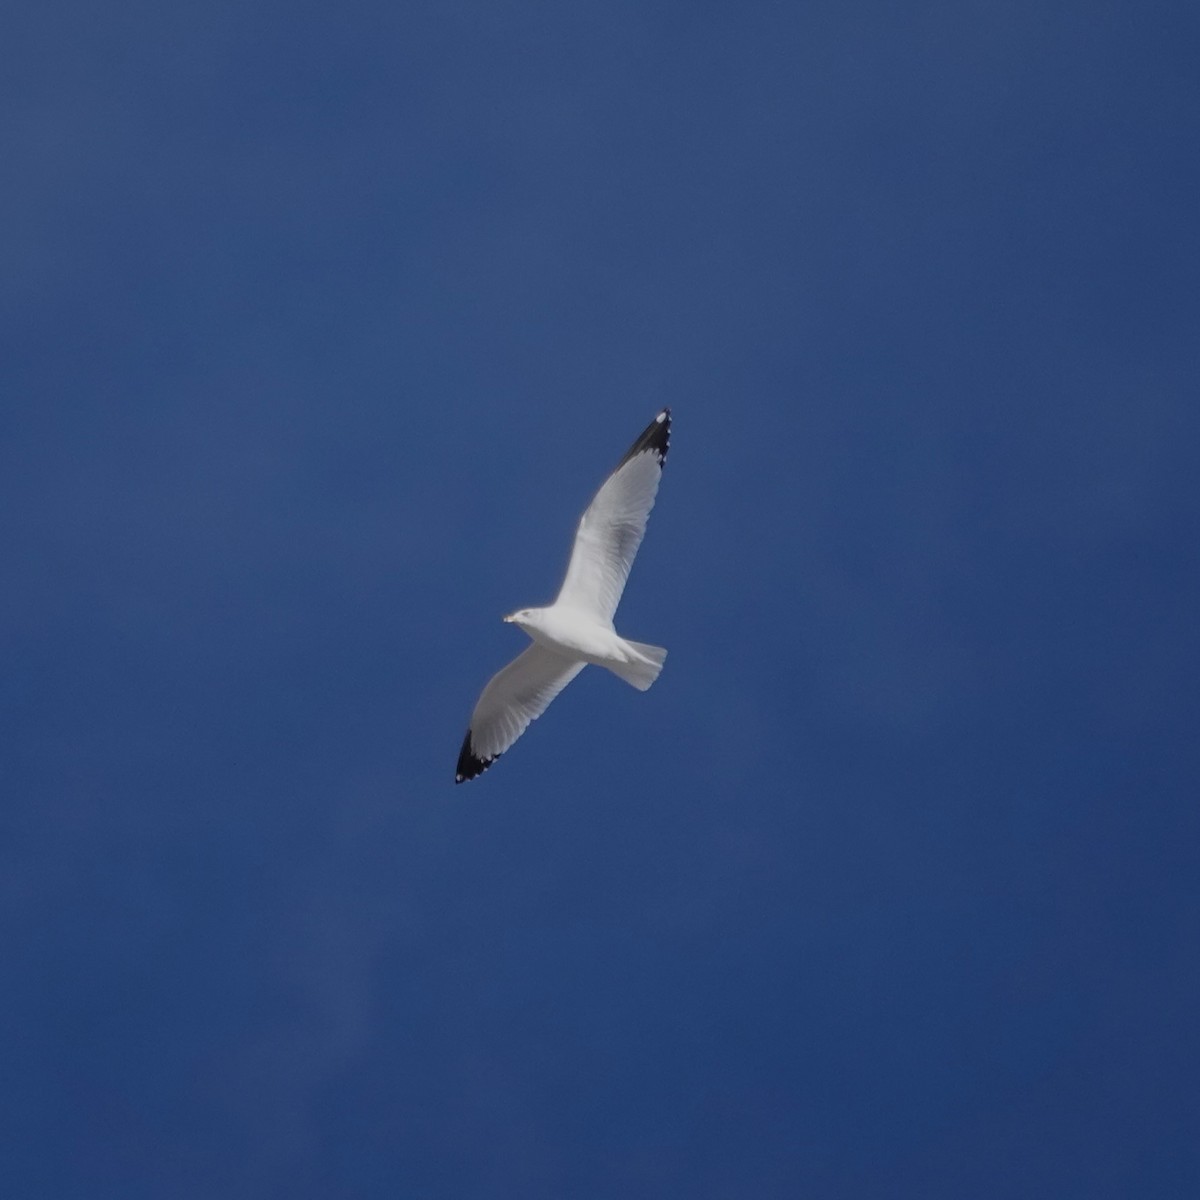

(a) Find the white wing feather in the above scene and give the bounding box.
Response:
[554,411,669,623]
[457,644,585,779]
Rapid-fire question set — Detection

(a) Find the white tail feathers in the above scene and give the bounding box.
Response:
[606,641,668,691]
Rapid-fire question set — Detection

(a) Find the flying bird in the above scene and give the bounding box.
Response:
[456,409,671,782]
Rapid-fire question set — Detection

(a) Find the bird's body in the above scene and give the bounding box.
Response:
[507,606,667,689]
[509,606,632,667]
[455,409,671,783]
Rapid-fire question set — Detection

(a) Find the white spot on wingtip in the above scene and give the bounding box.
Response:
[655,411,666,422]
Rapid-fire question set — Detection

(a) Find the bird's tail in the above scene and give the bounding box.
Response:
[607,641,668,691]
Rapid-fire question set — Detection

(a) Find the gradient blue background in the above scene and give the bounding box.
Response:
[4,3,1198,1196]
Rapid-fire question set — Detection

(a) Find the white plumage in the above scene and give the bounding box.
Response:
[456,409,671,783]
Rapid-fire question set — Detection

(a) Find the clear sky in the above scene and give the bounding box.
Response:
[4,2,1198,1197]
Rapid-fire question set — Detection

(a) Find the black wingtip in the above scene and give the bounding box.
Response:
[455,730,499,783]
[616,408,671,471]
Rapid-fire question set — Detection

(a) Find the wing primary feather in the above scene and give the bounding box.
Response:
[455,732,498,783]
[614,407,670,471]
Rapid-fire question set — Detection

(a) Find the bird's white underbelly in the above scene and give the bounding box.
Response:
[524,607,629,665]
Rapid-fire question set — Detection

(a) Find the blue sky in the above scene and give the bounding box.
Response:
[4,2,1198,1197]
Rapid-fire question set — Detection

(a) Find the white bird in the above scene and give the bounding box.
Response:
[456,409,671,782]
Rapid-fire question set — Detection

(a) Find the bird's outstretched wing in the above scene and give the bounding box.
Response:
[554,409,670,624]
[455,644,586,782]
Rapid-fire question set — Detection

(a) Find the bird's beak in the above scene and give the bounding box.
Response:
[502,614,513,623]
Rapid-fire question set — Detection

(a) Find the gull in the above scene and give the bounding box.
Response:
[456,409,671,783]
